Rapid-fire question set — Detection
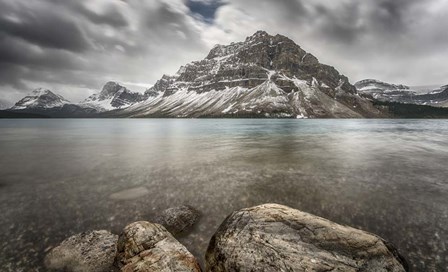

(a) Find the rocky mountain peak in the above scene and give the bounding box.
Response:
[123,31,384,118]
[81,82,146,111]
[11,88,69,110]
[249,30,269,38]
[205,31,310,69]
[245,30,292,45]
[84,82,130,103]
[175,30,353,94]
[99,81,127,100]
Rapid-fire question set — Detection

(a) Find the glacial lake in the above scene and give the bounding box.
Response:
[0,119,447,271]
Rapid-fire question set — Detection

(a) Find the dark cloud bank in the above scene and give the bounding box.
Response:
[0,0,447,106]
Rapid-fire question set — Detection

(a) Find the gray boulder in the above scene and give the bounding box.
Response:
[155,205,200,234]
[115,221,201,272]
[44,230,118,272]
[206,203,408,272]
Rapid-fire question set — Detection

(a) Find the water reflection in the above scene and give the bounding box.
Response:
[0,119,447,271]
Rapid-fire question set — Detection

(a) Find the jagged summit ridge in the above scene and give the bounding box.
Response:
[206,30,272,59]
[124,31,384,118]
[81,81,146,111]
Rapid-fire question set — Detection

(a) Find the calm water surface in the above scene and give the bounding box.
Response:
[0,119,447,271]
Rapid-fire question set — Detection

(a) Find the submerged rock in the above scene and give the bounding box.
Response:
[206,203,408,272]
[155,205,200,234]
[109,186,150,200]
[44,230,118,272]
[115,221,201,272]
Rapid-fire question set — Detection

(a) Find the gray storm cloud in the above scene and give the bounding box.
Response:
[0,0,447,106]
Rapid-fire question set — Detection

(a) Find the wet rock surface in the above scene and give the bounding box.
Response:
[42,204,410,272]
[155,205,201,235]
[44,230,118,272]
[206,203,408,272]
[115,221,201,272]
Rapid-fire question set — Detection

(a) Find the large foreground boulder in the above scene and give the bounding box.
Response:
[206,204,408,272]
[44,230,118,272]
[115,221,201,272]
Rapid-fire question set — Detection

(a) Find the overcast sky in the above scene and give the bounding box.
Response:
[1,0,447,106]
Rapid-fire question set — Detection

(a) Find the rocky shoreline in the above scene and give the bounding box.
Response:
[45,204,408,272]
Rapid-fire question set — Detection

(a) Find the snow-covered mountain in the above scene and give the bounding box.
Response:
[355,79,411,95]
[8,88,99,117]
[7,82,146,117]
[10,88,70,110]
[121,31,385,118]
[80,82,146,112]
[355,79,448,107]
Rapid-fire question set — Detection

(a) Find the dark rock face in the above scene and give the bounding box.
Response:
[206,204,408,272]
[111,90,146,109]
[99,82,127,100]
[115,221,201,272]
[155,205,200,235]
[124,31,386,118]
[44,230,118,272]
[83,81,146,111]
[145,75,176,97]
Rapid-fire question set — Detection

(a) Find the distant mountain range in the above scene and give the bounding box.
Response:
[3,31,448,118]
[6,82,147,117]
[11,88,70,111]
[355,79,448,108]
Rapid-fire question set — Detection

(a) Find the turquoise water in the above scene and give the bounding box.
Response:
[0,119,447,271]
